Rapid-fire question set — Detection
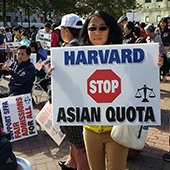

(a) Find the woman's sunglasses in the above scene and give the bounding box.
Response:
[88,26,108,32]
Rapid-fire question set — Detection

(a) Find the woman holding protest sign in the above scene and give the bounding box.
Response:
[79,11,163,170]
[78,10,129,170]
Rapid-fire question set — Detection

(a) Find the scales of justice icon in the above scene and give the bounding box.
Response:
[135,84,156,102]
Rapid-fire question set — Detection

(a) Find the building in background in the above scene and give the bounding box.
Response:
[137,0,170,25]
[0,2,44,28]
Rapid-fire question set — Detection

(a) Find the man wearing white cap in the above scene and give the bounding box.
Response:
[58,13,83,47]
[49,14,90,170]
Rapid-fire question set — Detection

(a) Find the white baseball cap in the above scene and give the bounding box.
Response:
[0,26,5,30]
[56,14,83,30]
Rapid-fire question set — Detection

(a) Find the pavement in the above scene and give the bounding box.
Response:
[0,75,170,170]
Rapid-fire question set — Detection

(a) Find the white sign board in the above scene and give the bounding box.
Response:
[126,13,133,21]
[6,42,21,51]
[51,44,160,126]
[36,102,65,145]
[126,13,141,22]
[0,94,38,141]
[30,53,37,65]
[43,58,51,73]
[37,33,51,50]
[134,13,141,22]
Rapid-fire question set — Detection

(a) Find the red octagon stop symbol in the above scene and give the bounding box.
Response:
[87,69,121,103]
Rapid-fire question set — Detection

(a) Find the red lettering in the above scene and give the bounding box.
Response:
[25,106,33,119]
[38,111,49,124]
[19,115,25,121]
[22,131,28,136]
[18,111,24,117]
[16,97,22,102]
[13,122,21,139]
[13,122,19,129]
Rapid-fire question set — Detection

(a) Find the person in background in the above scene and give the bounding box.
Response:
[21,31,30,47]
[158,17,170,82]
[134,22,141,39]
[0,45,35,126]
[140,22,147,39]
[36,22,52,55]
[59,13,90,170]
[49,13,90,170]
[0,28,5,63]
[167,15,170,30]
[117,15,128,31]
[37,41,47,59]
[36,22,52,41]
[145,24,164,54]
[51,23,63,47]
[18,24,24,33]
[5,27,13,59]
[123,21,136,44]
[29,41,46,79]
[30,25,38,41]
[5,27,12,42]
[12,26,22,42]
[0,26,6,37]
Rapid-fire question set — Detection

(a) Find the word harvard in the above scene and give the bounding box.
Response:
[64,48,145,65]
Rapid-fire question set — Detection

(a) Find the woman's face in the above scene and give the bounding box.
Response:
[87,16,109,45]
[160,21,166,29]
[13,30,20,36]
[124,25,131,35]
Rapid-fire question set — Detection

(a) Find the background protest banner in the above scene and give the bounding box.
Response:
[51,43,160,126]
[0,94,37,142]
[30,53,37,65]
[6,42,21,53]
[36,102,65,145]
[37,32,51,50]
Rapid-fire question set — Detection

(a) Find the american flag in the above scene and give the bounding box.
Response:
[35,59,43,71]
[5,58,13,67]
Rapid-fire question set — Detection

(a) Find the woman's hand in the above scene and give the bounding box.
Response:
[158,54,163,68]
[48,67,55,74]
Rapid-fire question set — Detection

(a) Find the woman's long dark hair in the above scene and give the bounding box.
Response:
[159,17,169,33]
[79,11,123,45]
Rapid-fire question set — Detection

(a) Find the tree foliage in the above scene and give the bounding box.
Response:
[76,0,141,19]
[2,0,141,24]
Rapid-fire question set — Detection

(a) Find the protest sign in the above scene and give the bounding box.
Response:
[0,94,37,142]
[126,13,141,22]
[30,53,37,65]
[36,102,65,145]
[37,32,51,50]
[43,58,51,73]
[51,43,160,126]
[6,32,12,42]
[6,42,21,53]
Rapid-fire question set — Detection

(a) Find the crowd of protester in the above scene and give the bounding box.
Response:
[0,11,169,170]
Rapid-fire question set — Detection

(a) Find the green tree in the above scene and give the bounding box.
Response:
[1,0,141,26]
[75,0,141,19]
